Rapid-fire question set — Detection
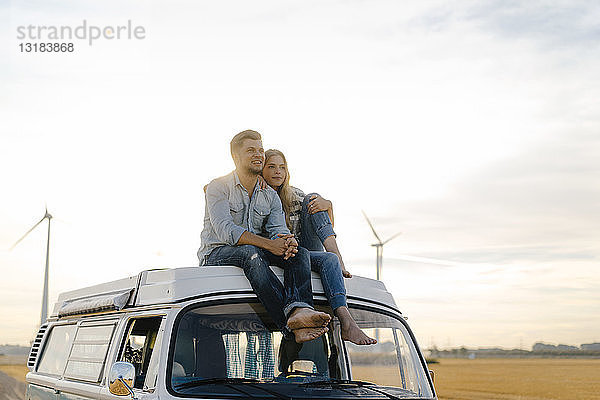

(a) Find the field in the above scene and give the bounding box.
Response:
[0,356,28,382]
[354,358,600,400]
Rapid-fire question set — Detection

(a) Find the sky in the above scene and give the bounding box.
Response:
[1,0,598,350]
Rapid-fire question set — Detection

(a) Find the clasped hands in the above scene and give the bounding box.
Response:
[271,233,298,260]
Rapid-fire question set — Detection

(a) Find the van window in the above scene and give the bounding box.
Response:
[64,323,116,383]
[119,317,163,389]
[37,324,77,376]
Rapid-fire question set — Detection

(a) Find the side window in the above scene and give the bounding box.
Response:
[37,324,77,375]
[64,323,116,382]
[119,317,163,389]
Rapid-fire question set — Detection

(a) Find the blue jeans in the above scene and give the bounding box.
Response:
[204,245,314,330]
[299,193,347,311]
[299,193,336,252]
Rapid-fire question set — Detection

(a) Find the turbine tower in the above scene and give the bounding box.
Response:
[11,207,53,325]
[362,211,401,281]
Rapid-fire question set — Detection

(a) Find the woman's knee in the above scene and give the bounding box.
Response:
[302,193,321,207]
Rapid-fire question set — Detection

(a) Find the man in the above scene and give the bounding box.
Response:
[198,130,331,343]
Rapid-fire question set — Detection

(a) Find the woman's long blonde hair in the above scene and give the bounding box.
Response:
[264,149,295,230]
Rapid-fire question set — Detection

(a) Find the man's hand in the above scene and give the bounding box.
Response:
[308,195,332,214]
[276,233,298,260]
[269,236,290,257]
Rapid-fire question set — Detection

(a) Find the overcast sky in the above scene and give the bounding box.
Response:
[1,0,598,349]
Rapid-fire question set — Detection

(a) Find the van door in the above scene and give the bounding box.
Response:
[99,315,166,400]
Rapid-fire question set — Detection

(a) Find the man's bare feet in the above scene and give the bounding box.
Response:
[293,326,328,343]
[287,307,331,330]
[336,306,376,345]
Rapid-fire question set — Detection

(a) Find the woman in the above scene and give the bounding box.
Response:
[262,149,376,345]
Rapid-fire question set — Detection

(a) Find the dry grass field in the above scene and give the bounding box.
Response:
[429,358,600,400]
[0,355,28,382]
[0,365,28,383]
[353,358,600,400]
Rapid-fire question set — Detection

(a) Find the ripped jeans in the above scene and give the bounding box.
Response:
[204,244,314,331]
[300,193,347,311]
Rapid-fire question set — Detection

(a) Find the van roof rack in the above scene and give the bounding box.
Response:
[50,266,399,319]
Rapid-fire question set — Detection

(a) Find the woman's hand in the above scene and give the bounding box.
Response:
[257,175,268,189]
[308,195,332,214]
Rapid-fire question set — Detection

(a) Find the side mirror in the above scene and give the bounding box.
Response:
[109,362,136,397]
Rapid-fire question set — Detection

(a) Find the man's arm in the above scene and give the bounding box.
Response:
[205,182,246,245]
[264,193,291,239]
[237,231,292,258]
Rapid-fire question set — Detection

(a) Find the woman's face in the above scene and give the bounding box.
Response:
[263,155,287,189]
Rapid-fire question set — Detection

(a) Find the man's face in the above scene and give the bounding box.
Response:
[234,138,264,174]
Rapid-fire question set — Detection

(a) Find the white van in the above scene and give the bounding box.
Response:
[26,266,437,399]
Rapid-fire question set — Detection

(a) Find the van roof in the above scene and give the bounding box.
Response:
[50,266,399,319]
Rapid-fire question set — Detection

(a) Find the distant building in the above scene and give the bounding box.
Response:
[581,343,600,351]
[0,345,29,355]
[532,342,557,351]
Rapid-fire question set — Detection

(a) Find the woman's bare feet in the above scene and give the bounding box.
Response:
[336,306,377,345]
[341,268,352,278]
[293,326,329,343]
[287,307,331,330]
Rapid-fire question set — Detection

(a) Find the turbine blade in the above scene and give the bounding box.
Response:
[383,231,402,245]
[9,216,46,250]
[362,210,382,244]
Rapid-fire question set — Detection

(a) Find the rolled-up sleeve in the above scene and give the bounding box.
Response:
[205,182,246,245]
[265,194,291,239]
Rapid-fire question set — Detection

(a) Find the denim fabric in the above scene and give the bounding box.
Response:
[309,251,347,310]
[298,193,336,252]
[198,171,290,263]
[205,244,314,330]
[296,192,346,311]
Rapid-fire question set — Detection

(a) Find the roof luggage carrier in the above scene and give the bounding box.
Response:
[50,266,400,319]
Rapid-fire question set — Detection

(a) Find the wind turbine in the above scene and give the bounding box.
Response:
[10,207,53,326]
[362,211,402,281]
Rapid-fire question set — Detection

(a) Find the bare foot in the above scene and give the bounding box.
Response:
[341,268,352,278]
[293,326,328,343]
[341,324,377,345]
[336,306,376,345]
[287,307,331,330]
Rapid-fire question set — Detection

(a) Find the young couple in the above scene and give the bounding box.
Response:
[197,130,375,346]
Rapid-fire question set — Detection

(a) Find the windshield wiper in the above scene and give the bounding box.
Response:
[300,379,374,387]
[175,377,261,389]
[175,377,290,400]
[301,380,409,400]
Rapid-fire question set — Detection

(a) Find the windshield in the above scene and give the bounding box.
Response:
[169,302,434,399]
[342,308,433,396]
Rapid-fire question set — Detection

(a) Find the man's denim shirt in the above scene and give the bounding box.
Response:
[197,171,290,264]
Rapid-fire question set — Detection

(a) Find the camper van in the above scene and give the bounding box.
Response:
[26,266,437,399]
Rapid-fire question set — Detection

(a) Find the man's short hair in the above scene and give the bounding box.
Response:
[230,130,262,158]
